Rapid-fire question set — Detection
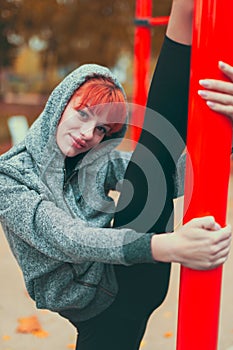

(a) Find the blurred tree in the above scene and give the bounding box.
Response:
[0,0,20,95]
[0,0,19,65]
[12,0,136,69]
[11,0,171,68]
[1,0,172,94]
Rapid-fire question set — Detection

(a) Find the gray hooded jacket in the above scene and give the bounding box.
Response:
[0,64,160,321]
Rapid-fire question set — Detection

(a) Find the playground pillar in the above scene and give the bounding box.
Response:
[177,0,233,349]
[131,1,169,143]
[132,0,152,142]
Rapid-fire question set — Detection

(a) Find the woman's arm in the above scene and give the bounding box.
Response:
[0,170,153,266]
[114,1,193,232]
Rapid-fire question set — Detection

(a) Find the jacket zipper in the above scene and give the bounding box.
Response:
[62,168,76,218]
[63,168,78,190]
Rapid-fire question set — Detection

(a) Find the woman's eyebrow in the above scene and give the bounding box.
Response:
[83,104,96,117]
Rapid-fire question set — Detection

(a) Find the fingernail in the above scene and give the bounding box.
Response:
[198,90,208,97]
[206,101,215,108]
[214,223,221,230]
[219,61,227,69]
[199,79,210,88]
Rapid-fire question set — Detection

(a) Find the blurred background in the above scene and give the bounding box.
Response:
[0,0,172,153]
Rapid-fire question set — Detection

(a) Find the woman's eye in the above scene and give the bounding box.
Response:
[96,125,107,134]
[78,110,89,119]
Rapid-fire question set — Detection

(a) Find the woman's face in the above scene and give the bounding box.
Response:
[56,93,112,157]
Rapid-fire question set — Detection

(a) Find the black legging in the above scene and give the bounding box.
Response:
[112,36,191,321]
[68,37,191,350]
[70,306,148,350]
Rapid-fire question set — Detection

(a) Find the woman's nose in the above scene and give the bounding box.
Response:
[80,124,95,140]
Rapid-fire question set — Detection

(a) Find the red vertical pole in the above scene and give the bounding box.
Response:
[131,0,152,143]
[177,1,233,349]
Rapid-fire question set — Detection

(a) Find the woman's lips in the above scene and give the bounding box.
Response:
[70,135,87,149]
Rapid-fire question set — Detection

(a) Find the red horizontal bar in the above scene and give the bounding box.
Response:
[134,16,169,27]
[149,16,169,26]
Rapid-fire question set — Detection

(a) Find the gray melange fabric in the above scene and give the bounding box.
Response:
[0,64,157,321]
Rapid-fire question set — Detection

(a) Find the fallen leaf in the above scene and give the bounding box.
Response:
[2,335,11,341]
[67,344,76,349]
[16,315,41,333]
[164,331,173,338]
[32,329,49,338]
[16,315,49,338]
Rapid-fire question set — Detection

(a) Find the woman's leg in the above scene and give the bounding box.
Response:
[69,308,148,350]
[113,36,191,318]
[112,1,193,320]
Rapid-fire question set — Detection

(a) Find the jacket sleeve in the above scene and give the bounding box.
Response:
[0,165,153,265]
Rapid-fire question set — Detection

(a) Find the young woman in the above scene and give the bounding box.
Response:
[0,0,232,349]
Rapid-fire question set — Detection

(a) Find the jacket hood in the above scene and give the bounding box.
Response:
[25,64,128,168]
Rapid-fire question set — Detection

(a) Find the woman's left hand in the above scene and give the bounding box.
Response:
[198,61,233,124]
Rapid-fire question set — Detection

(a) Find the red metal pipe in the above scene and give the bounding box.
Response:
[149,16,169,26]
[131,0,152,143]
[177,0,233,349]
[135,16,169,27]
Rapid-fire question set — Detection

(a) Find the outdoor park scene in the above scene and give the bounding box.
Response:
[0,0,233,349]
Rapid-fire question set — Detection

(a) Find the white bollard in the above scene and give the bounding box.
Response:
[7,115,29,145]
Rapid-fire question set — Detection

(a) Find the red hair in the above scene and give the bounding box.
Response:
[73,76,127,135]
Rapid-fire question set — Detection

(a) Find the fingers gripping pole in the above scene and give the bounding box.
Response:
[177,1,233,349]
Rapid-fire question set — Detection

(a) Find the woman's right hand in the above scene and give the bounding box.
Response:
[198,61,233,124]
[151,216,232,270]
